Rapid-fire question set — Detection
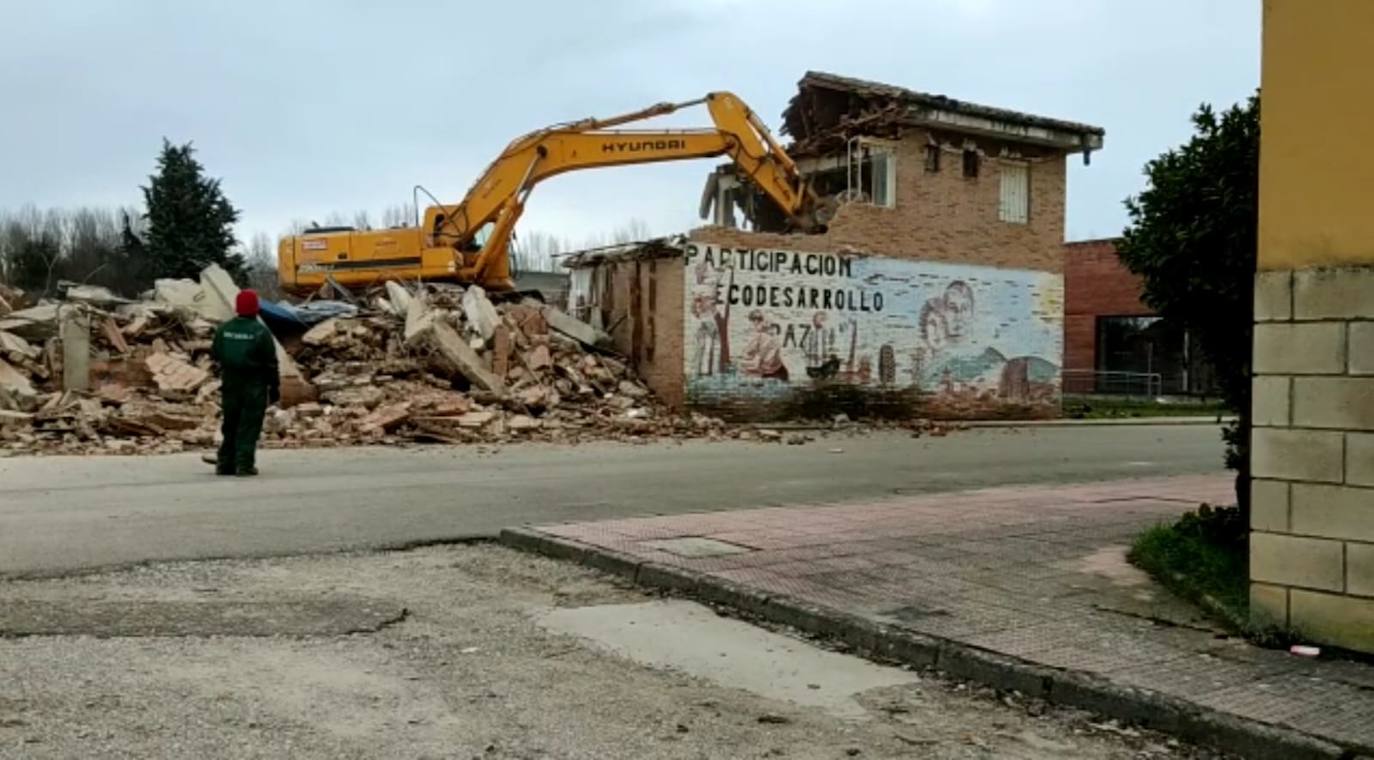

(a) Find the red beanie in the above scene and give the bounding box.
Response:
[235,289,260,317]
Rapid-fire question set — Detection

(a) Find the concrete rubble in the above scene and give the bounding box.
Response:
[0,273,743,456]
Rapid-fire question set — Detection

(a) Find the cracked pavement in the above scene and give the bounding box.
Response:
[0,543,1225,759]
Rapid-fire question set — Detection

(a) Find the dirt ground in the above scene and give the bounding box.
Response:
[0,545,1227,759]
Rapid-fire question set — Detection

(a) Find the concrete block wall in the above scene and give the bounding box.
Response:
[1250,267,1374,651]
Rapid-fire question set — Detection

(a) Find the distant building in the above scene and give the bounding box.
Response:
[1062,238,1214,397]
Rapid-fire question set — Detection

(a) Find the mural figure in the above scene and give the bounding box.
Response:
[740,310,789,381]
[942,281,975,343]
[691,260,733,375]
[803,311,834,371]
[690,294,719,376]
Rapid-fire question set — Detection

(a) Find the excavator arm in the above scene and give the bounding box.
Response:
[426,92,824,285]
[279,92,824,295]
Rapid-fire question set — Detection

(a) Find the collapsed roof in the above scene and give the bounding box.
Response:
[781,71,1105,158]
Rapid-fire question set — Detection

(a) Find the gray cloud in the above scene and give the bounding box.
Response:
[0,0,1259,247]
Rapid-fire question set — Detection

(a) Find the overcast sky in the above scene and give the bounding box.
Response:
[1,0,1260,249]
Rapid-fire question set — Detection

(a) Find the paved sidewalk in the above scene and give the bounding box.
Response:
[508,475,1374,759]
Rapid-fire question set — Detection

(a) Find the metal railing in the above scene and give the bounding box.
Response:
[1061,369,1164,398]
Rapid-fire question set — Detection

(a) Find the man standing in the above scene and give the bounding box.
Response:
[210,289,279,476]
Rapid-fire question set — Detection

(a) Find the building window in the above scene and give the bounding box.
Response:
[962,149,979,178]
[795,140,896,209]
[867,146,896,207]
[924,144,940,173]
[998,161,1030,224]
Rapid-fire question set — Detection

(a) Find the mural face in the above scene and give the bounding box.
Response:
[683,241,1064,416]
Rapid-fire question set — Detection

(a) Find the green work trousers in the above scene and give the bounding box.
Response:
[218,380,268,474]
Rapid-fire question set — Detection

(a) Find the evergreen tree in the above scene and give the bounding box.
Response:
[1118,95,1259,515]
[141,139,244,280]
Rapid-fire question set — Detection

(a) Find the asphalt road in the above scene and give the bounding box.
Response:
[0,425,1227,577]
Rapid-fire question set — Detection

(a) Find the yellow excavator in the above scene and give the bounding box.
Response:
[277,92,831,296]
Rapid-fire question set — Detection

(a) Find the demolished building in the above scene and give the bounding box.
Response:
[0,270,729,457]
[568,71,1105,421]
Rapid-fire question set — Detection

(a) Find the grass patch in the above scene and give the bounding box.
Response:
[1064,397,1229,420]
[1128,504,1275,638]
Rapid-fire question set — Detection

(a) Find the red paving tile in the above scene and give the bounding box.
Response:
[528,474,1374,751]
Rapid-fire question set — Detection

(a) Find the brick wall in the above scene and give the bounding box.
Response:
[1249,267,1374,652]
[577,256,687,410]
[1061,239,1153,386]
[636,257,685,409]
[698,128,1068,273]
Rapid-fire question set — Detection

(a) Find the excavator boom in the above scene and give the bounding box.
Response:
[279,92,821,295]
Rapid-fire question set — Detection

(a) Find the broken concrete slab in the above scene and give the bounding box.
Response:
[508,414,541,431]
[0,330,39,361]
[403,294,439,346]
[196,265,239,323]
[302,318,341,347]
[0,357,39,412]
[0,304,60,341]
[384,281,413,319]
[414,319,506,395]
[542,306,607,348]
[359,403,411,433]
[462,285,500,343]
[61,283,132,307]
[144,352,210,394]
[152,277,222,322]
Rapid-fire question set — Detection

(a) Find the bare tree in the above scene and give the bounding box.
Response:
[610,218,653,244]
[352,210,373,230]
[510,229,575,275]
[381,203,417,228]
[241,231,283,300]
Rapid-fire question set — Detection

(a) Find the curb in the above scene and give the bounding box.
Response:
[500,526,1354,760]
[964,416,1235,428]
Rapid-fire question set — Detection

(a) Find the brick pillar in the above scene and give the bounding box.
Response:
[1250,267,1374,650]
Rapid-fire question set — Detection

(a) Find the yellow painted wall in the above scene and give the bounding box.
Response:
[1259,0,1374,270]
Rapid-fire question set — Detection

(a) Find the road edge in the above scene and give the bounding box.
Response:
[962,416,1235,428]
[499,526,1350,760]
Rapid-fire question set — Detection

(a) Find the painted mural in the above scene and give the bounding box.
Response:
[683,241,1064,417]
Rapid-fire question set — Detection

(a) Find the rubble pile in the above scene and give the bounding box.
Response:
[0,271,731,456]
